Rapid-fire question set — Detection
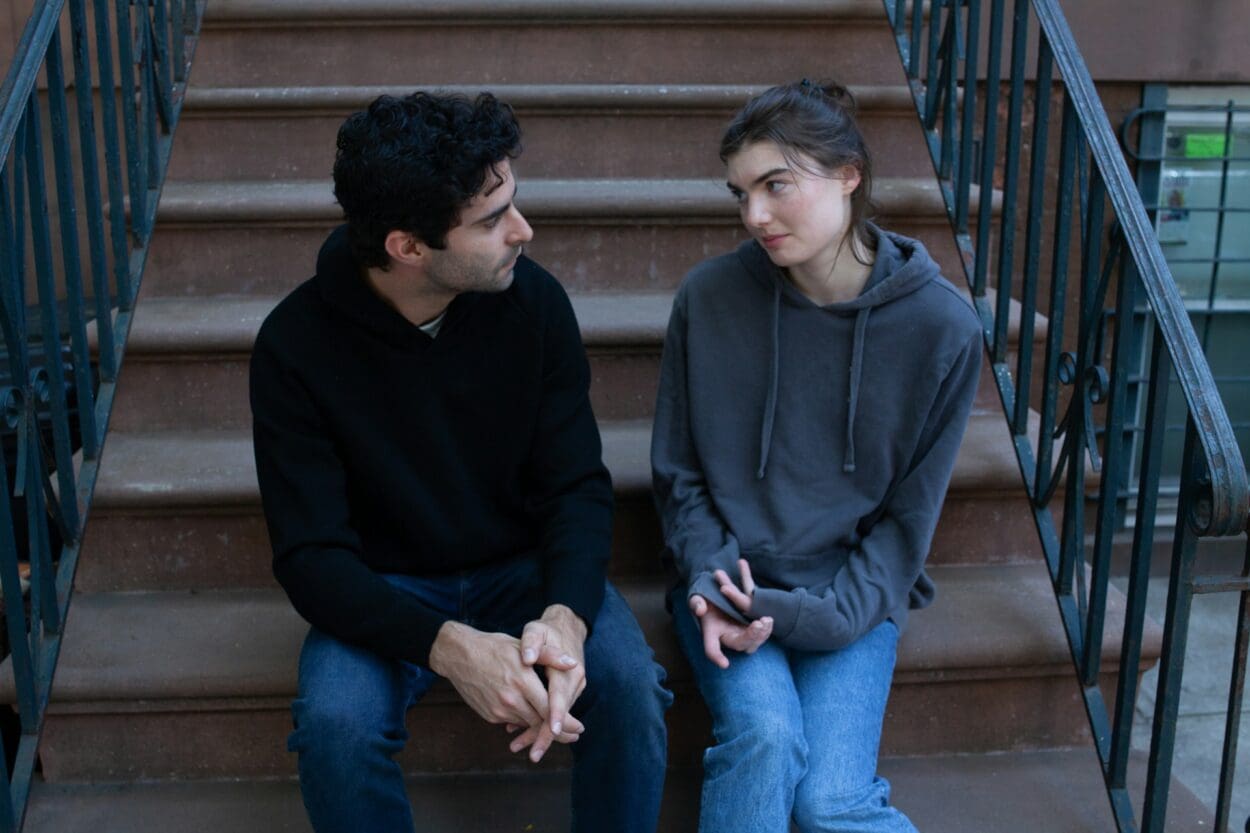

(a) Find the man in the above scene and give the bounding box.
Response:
[249,91,671,833]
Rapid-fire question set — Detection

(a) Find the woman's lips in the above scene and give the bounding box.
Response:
[761,234,788,249]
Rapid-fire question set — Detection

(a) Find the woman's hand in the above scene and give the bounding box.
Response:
[689,590,772,669]
[714,558,757,617]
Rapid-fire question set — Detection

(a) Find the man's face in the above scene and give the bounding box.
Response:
[423,158,534,295]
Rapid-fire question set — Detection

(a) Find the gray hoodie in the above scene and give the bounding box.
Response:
[651,226,982,651]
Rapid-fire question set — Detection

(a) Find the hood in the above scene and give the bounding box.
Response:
[312,225,475,350]
[734,224,942,478]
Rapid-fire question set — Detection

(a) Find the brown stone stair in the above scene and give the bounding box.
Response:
[21,750,1213,833]
[140,176,986,296]
[1,563,1158,781]
[192,0,906,88]
[172,83,933,181]
[75,413,1041,593]
[28,0,1155,827]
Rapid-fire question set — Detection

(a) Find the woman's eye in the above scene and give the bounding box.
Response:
[766,180,787,194]
[728,189,745,204]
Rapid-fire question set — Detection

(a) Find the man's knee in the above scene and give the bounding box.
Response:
[578,598,672,725]
[290,683,409,760]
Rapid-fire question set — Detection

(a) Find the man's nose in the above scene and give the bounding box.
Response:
[510,209,534,245]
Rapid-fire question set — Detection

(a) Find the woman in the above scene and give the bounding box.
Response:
[651,80,983,832]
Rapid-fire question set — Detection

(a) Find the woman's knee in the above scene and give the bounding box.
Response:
[708,709,807,775]
[792,774,916,832]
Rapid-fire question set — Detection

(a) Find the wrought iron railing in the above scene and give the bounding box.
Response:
[884,1,1250,831]
[0,0,202,828]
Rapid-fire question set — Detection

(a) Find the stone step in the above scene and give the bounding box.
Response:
[106,286,1038,431]
[193,1,906,88]
[76,413,1041,593]
[170,83,934,180]
[142,177,992,296]
[2,563,1160,780]
[20,748,1213,833]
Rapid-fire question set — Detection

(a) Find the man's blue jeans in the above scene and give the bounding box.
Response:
[670,585,918,833]
[288,556,673,833]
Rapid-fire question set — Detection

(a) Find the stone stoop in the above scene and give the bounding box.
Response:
[22,751,1213,833]
[11,0,1161,829]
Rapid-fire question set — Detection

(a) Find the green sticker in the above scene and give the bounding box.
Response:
[1185,133,1228,159]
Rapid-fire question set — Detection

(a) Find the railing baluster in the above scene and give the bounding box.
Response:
[924,0,945,129]
[1141,418,1203,833]
[1108,322,1169,793]
[992,0,1031,367]
[22,90,80,538]
[114,0,146,243]
[973,0,1006,298]
[94,0,134,308]
[140,5,159,189]
[153,0,172,108]
[1081,238,1140,694]
[69,0,117,388]
[908,0,924,78]
[939,5,959,180]
[45,25,100,461]
[1035,93,1077,501]
[955,0,979,234]
[1013,36,1053,439]
[171,0,186,81]
[1214,543,1250,833]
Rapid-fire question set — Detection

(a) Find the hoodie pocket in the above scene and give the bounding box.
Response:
[743,547,849,593]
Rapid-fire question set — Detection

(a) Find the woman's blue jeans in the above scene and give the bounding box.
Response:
[670,585,918,833]
[288,555,673,833]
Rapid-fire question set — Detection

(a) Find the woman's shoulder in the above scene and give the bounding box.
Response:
[677,243,768,305]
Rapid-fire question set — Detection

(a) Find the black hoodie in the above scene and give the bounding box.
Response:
[250,226,613,665]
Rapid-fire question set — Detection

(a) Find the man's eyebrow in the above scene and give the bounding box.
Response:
[474,182,518,225]
[726,167,792,191]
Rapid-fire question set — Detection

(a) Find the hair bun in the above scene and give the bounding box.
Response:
[819,80,857,113]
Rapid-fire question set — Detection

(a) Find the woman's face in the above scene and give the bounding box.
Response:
[725,140,860,275]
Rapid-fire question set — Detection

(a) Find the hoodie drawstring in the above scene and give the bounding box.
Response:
[844,307,871,473]
[756,280,781,479]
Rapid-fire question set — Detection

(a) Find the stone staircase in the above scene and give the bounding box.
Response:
[3,1,1213,830]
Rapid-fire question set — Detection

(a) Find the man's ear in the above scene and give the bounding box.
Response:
[383,229,427,268]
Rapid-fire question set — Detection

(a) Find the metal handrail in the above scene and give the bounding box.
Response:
[1035,1,1247,538]
[0,0,203,828]
[884,0,1250,830]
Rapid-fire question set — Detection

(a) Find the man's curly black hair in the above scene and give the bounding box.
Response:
[332,91,523,270]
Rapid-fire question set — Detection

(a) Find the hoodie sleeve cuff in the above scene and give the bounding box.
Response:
[688,571,749,625]
[750,587,801,641]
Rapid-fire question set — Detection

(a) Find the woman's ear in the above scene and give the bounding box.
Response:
[837,164,862,196]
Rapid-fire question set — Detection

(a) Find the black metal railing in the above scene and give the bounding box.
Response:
[884,1,1250,831]
[1121,94,1250,499]
[0,0,202,828]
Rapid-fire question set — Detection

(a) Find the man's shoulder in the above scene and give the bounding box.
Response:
[254,278,324,359]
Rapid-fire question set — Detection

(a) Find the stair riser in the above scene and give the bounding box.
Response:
[142,221,965,297]
[108,349,662,431]
[34,668,1103,781]
[76,494,1041,593]
[192,22,903,88]
[109,345,1005,432]
[168,108,933,181]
